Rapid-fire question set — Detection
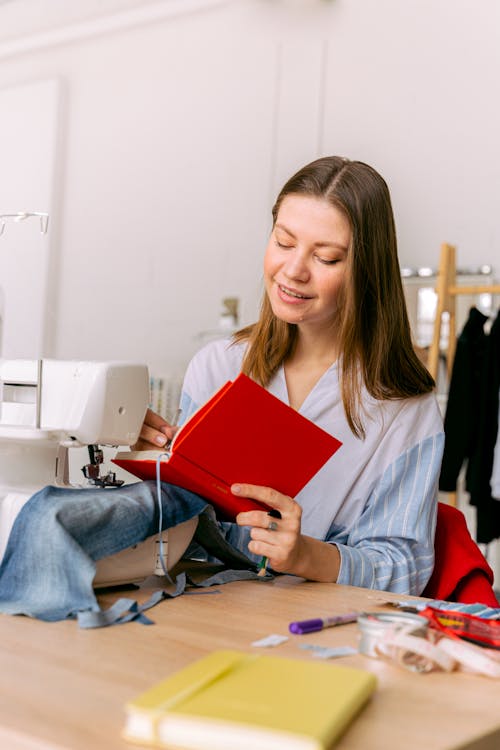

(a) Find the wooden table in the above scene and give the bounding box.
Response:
[0,571,499,750]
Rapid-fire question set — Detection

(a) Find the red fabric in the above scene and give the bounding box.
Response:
[422,502,500,607]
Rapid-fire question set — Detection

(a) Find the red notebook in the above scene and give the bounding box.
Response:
[112,373,342,521]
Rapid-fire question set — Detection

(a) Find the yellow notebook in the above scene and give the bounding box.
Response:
[123,650,376,750]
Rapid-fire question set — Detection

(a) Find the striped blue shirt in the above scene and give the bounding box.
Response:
[180,338,444,595]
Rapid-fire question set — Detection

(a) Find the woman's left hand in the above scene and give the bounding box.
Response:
[232,483,304,573]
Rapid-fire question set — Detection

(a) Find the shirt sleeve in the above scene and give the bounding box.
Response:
[177,338,240,428]
[333,432,444,595]
[178,389,199,428]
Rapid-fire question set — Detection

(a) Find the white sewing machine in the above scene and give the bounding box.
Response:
[0,359,196,586]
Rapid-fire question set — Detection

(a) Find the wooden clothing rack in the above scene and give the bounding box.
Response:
[427,243,500,382]
[427,243,500,508]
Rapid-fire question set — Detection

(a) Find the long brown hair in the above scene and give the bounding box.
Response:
[234,156,434,438]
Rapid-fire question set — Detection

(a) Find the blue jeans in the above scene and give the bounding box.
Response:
[0,481,208,622]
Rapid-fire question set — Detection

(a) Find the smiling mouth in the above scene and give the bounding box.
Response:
[279,284,312,300]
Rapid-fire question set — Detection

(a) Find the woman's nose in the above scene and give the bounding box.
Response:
[283,251,310,282]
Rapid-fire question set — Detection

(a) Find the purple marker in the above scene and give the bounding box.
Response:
[289,612,360,634]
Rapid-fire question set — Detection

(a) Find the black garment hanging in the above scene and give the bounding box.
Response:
[467,310,500,543]
[439,307,500,544]
[439,307,489,491]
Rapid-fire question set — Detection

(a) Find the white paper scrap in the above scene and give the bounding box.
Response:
[251,633,289,648]
[299,644,358,659]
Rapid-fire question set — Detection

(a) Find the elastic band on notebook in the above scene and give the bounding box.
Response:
[156,452,173,582]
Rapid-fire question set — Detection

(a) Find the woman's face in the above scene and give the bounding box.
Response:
[264,194,351,331]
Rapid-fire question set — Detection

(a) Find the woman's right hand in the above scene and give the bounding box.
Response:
[132,408,178,451]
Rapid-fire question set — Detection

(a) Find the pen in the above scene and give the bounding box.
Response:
[257,555,268,577]
[288,612,360,634]
[164,408,182,452]
[257,509,282,577]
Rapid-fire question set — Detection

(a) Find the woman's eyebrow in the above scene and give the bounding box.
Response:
[274,222,295,237]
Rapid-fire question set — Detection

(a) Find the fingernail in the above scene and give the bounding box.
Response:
[155,434,167,446]
[268,509,282,519]
[232,484,241,494]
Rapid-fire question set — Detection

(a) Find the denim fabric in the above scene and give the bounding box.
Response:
[0,481,207,622]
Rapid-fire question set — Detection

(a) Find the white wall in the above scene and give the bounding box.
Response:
[0,0,498,377]
[0,79,60,358]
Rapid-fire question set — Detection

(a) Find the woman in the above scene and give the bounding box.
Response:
[139,156,444,593]
[0,156,443,622]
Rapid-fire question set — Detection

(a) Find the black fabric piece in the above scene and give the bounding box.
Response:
[467,311,500,543]
[439,307,489,491]
[193,506,260,571]
[439,308,500,544]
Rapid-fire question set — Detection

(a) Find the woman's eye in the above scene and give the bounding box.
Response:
[318,257,340,265]
[275,239,293,249]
